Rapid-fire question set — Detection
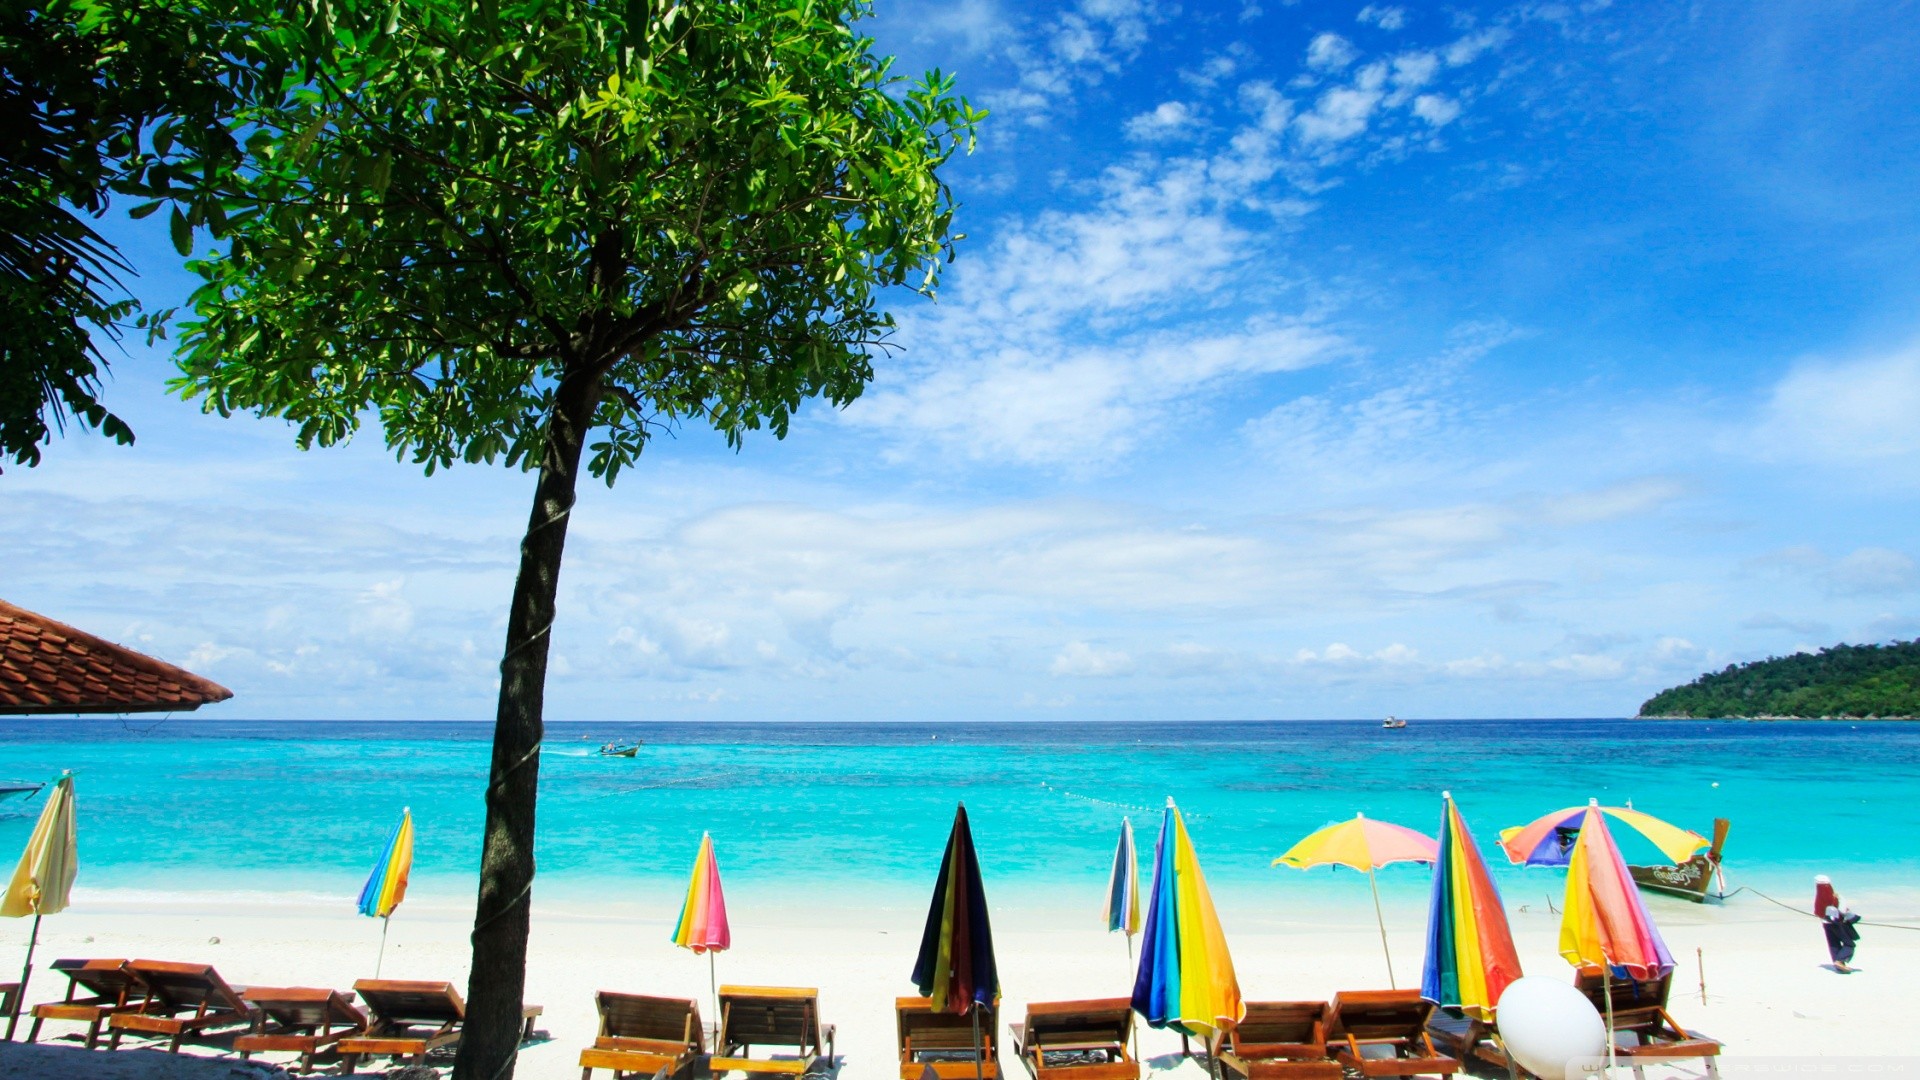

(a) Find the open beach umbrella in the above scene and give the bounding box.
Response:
[1134,797,1242,1071]
[1499,803,1707,867]
[1421,793,1523,1019]
[2,771,76,1040]
[1274,812,1437,989]
[356,807,414,978]
[912,803,999,1079]
[671,831,731,1027]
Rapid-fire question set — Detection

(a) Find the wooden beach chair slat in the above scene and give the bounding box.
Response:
[1573,970,1722,1075]
[578,991,702,1080]
[106,960,257,1054]
[1327,990,1458,1080]
[1010,997,1138,1080]
[711,983,836,1076]
[897,996,1000,1080]
[338,977,540,1072]
[25,958,149,1048]
[234,986,370,1074]
[1221,1001,1341,1080]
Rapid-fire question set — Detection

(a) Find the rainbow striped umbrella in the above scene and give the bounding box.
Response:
[1421,793,1523,1019]
[1559,803,1674,980]
[1500,803,1707,867]
[671,832,731,953]
[1105,817,1140,939]
[1132,798,1242,1061]
[356,808,413,977]
[672,832,731,1028]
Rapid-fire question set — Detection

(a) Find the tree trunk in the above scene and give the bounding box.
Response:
[452,365,603,1080]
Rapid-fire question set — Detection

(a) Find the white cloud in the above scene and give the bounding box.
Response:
[1443,27,1511,66]
[1758,339,1920,464]
[1357,5,1408,30]
[1306,33,1359,72]
[1124,101,1200,142]
[1412,93,1462,126]
[1826,547,1919,597]
[1052,641,1136,676]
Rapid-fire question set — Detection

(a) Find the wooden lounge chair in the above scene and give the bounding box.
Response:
[897,996,999,1080]
[106,960,257,1053]
[234,986,370,1074]
[577,991,704,1080]
[1573,971,1720,1078]
[1009,998,1138,1080]
[1327,991,1459,1080]
[23,958,150,1048]
[1219,1001,1341,1080]
[1424,1009,1516,1079]
[711,984,836,1076]
[339,978,542,1071]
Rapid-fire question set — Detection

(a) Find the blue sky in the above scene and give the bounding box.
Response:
[7,0,1920,721]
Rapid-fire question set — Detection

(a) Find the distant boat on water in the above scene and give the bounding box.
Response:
[1382,716,1408,729]
[1629,817,1732,903]
[598,742,641,758]
[0,779,45,803]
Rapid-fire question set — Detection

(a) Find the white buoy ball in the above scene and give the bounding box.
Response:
[1496,976,1607,1079]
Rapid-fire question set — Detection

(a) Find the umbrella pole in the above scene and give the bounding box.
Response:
[1126,935,1140,1066]
[374,914,391,979]
[6,911,41,1041]
[1367,864,1395,989]
[709,951,720,1051]
[971,1004,984,1080]
[1603,966,1618,1076]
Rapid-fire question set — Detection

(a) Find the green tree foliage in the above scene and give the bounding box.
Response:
[0,0,284,470]
[1638,640,1920,719]
[168,2,979,1075]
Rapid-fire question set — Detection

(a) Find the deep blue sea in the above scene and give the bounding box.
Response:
[1,718,1913,914]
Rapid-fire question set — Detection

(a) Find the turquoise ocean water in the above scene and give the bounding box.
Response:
[0,718,1913,915]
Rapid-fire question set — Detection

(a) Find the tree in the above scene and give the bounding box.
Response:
[169,1,979,1075]
[0,0,282,470]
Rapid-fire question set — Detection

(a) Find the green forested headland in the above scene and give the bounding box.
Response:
[1638,640,1920,718]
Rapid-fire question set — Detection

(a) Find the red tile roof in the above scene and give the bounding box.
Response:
[0,599,234,715]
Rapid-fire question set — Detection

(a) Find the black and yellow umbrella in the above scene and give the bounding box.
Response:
[911,803,1000,1078]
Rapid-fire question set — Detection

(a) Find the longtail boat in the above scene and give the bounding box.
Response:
[1629,817,1730,903]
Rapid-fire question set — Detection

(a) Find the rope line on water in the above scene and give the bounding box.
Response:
[1038,782,1212,823]
[1723,885,1920,932]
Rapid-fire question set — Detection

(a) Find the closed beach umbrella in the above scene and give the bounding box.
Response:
[2,771,76,1039]
[1421,793,1523,1019]
[912,803,998,1079]
[356,807,414,977]
[1499,803,1707,868]
[1557,804,1674,980]
[672,831,731,1027]
[1274,812,1437,988]
[1106,816,1140,940]
[1133,797,1242,1069]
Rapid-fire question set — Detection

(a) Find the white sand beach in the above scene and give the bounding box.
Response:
[3,885,1914,1077]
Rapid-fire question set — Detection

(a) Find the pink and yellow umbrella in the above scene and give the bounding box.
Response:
[1557,804,1674,980]
[671,832,731,1023]
[1275,813,1438,988]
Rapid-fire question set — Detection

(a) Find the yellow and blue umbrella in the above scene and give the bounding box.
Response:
[356,808,413,976]
[3,772,76,1040]
[1105,817,1140,939]
[1421,793,1523,1019]
[1131,798,1242,1049]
